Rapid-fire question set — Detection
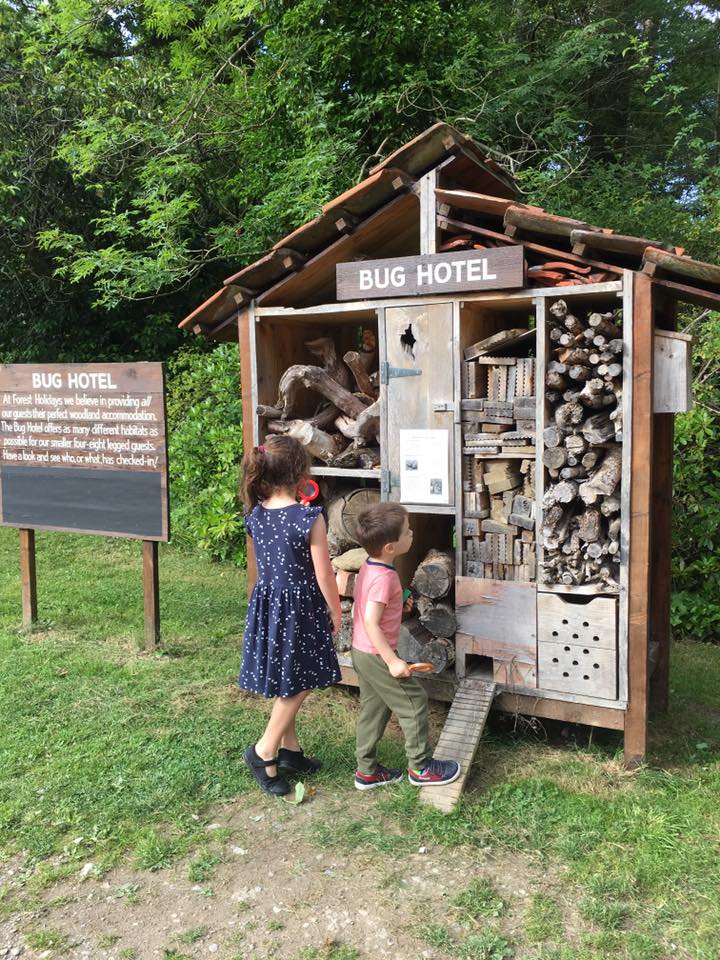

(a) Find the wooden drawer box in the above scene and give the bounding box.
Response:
[456,578,537,687]
[537,593,618,700]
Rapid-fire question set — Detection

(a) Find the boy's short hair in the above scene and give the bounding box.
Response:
[355,502,408,556]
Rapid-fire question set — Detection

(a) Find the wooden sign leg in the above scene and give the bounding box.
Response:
[20,528,38,627]
[143,540,160,650]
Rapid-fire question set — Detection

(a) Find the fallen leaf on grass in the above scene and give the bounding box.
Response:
[282,782,317,805]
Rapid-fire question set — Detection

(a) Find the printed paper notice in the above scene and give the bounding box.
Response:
[399,429,449,504]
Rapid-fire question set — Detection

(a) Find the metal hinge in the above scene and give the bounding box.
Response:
[380,469,401,495]
[432,401,454,413]
[380,362,422,385]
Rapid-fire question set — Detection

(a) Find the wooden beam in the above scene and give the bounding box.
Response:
[19,528,38,627]
[505,205,604,239]
[238,308,257,593]
[435,188,541,220]
[643,246,720,287]
[437,215,621,277]
[419,169,439,254]
[624,271,654,768]
[571,229,674,259]
[493,691,625,730]
[646,276,720,311]
[143,540,160,650]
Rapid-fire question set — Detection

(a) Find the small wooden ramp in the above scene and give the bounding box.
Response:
[420,677,496,813]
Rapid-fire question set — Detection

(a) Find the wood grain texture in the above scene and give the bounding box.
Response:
[624,271,654,767]
[537,593,617,651]
[420,677,496,813]
[238,309,257,593]
[538,639,617,700]
[494,691,625,730]
[384,303,455,506]
[337,247,524,301]
[653,329,693,413]
[456,577,536,651]
[649,296,676,714]
[143,539,160,651]
[650,411,673,713]
[19,528,37,627]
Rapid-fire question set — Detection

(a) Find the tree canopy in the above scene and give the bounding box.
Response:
[1,0,719,361]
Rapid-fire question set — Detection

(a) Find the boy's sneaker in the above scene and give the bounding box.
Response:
[408,758,461,787]
[354,764,404,791]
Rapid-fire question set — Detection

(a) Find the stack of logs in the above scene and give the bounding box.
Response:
[333,546,457,674]
[463,458,536,580]
[257,329,381,470]
[541,299,623,588]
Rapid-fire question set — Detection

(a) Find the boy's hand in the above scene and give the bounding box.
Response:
[402,596,414,617]
[389,656,411,679]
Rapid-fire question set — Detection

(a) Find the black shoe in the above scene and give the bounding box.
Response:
[277,747,322,775]
[243,745,291,796]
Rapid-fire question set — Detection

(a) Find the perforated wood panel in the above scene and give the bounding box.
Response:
[537,593,618,700]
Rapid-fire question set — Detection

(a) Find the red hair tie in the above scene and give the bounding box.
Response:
[257,444,265,455]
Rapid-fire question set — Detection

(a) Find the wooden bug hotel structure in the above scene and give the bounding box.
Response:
[181,123,717,808]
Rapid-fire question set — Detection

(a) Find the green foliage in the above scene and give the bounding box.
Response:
[452,878,507,921]
[166,344,245,564]
[671,313,720,641]
[459,929,513,960]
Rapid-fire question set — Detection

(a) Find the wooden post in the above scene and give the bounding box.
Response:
[649,297,677,714]
[19,528,38,627]
[143,540,160,650]
[418,169,439,255]
[238,307,257,593]
[624,272,654,768]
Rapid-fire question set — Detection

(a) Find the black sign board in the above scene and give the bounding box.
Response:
[0,363,169,540]
[336,246,525,300]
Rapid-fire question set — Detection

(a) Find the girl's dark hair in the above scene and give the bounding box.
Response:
[241,435,311,510]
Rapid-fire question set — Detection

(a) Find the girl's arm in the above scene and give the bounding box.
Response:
[363,601,411,678]
[309,514,342,635]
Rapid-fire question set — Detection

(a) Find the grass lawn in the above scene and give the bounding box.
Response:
[0,527,718,959]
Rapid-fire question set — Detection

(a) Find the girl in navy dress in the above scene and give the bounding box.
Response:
[239,435,342,796]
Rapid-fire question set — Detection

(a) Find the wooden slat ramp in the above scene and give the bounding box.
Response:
[420,677,496,813]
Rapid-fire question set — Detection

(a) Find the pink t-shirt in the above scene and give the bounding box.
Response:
[352,560,403,655]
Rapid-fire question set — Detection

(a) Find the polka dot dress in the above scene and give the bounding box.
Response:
[239,503,341,698]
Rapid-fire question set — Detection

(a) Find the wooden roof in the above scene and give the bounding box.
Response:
[180,124,720,341]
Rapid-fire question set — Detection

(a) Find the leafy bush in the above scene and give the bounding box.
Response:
[166,344,245,565]
[672,313,720,641]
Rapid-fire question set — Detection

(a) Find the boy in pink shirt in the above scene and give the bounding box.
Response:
[351,503,460,790]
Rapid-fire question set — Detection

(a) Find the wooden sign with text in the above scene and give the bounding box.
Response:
[0,363,169,540]
[336,246,525,300]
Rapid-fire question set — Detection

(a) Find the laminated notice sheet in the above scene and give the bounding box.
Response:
[399,429,450,504]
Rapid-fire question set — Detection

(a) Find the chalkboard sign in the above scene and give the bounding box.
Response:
[0,363,169,540]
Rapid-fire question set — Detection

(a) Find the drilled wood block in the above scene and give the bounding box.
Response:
[537,592,617,650]
[538,640,617,699]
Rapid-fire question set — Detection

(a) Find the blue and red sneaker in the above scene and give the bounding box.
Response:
[354,764,404,791]
[408,758,461,787]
